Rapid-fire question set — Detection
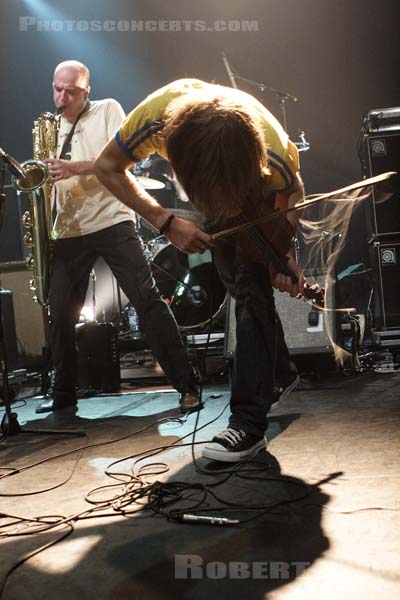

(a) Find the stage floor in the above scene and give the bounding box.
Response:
[1,370,399,600]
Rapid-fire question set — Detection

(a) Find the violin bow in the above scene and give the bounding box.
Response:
[211,171,397,241]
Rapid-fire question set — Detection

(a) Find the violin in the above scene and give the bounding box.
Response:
[209,171,398,308]
[213,190,325,307]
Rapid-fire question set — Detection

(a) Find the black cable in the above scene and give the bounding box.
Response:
[0,449,85,496]
[0,414,189,485]
[1,396,396,598]
[0,521,74,598]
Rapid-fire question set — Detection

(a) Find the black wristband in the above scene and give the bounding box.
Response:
[159,214,175,235]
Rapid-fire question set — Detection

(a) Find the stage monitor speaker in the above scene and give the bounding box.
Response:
[77,322,120,392]
[0,265,46,358]
[224,273,335,358]
[0,290,18,370]
[0,186,27,263]
[361,131,400,237]
[370,239,400,330]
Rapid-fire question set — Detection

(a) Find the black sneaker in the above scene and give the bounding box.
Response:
[269,372,300,412]
[202,427,266,462]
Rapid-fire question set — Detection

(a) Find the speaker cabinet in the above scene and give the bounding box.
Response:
[0,186,27,263]
[77,322,120,392]
[361,131,400,237]
[0,265,46,358]
[224,273,335,357]
[370,239,400,330]
[0,290,18,369]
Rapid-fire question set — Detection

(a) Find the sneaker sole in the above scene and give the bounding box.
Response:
[202,437,267,462]
[269,374,300,412]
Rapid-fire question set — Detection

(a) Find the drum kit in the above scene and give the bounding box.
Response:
[126,161,227,333]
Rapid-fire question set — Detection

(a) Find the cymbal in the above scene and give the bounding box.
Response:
[135,175,165,190]
[169,208,203,225]
[138,208,204,234]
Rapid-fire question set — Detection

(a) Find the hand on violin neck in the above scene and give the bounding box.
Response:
[269,253,306,298]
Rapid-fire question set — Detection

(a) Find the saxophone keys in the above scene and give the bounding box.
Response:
[25,255,35,270]
[29,278,37,292]
[22,211,32,228]
[23,232,33,247]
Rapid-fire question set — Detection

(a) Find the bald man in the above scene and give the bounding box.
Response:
[36,61,200,414]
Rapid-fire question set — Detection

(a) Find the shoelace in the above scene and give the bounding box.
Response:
[218,428,246,445]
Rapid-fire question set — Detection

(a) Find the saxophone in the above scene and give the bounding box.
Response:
[13,110,61,307]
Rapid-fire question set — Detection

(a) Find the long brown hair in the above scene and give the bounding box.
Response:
[164,91,271,224]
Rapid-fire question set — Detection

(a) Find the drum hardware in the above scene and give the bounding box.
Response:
[295,130,310,153]
[131,160,166,190]
[135,216,159,246]
[135,157,153,171]
[150,243,226,330]
[151,254,205,301]
[168,172,190,203]
[118,238,223,337]
[134,175,165,190]
[146,235,168,258]
[117,224,227,337]
[120,290,141,340]
[136,155,191,203]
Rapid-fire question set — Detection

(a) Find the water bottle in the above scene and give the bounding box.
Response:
[127,305,140,339]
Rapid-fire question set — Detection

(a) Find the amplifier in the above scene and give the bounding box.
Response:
[0,186,27,263]
[360,130,400,237]
[76,322,120,392]
[0,290,18,370]
[0,265,46,358]
[224,273,335,358]
[370,239,400,330]
[365,107,400,133]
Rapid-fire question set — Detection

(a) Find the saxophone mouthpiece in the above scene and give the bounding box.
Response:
[56,106,64,115]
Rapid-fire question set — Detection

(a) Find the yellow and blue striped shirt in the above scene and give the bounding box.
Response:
[117,79,299,191]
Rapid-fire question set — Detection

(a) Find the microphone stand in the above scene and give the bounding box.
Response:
[221,52,238,89]
[90,268,96,321]
[233,74,297,132]
[0,154,84,440]
[220,53,309,150]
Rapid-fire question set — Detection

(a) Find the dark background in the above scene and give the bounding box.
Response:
[0,0,399,272]
[1,0,399,192]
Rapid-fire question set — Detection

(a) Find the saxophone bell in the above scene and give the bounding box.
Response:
[13,159,49,193]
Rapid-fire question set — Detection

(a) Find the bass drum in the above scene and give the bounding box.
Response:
[151,244,226,330]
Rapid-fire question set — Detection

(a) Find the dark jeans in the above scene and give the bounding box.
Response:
[214,237,292,438]
[49,221,196,401]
